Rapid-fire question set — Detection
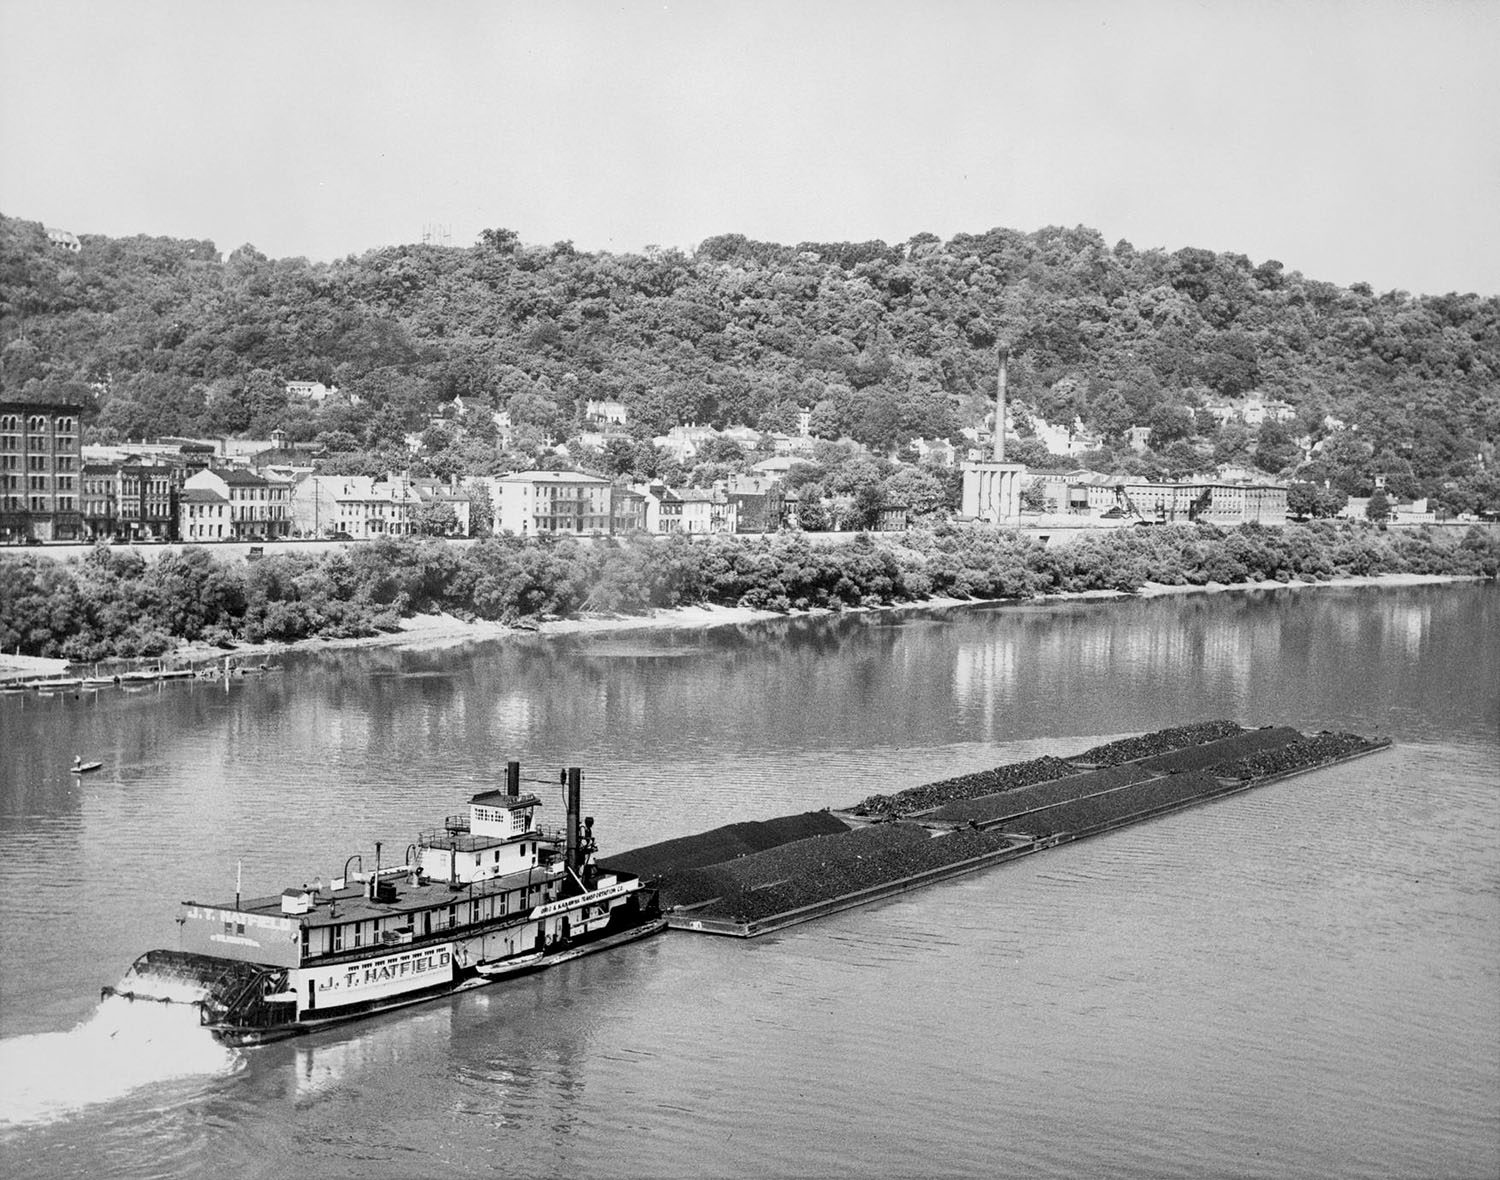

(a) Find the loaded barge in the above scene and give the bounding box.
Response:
[606,722,1392,938]
[105,764,663,1044]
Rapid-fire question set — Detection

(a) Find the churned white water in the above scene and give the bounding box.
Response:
[0,993,239,1128]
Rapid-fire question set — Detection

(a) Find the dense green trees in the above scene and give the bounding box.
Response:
[3,524,1495,661]
[2,214,1494,513]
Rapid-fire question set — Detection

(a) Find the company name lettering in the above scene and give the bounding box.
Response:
[318,946,453,993]
[184,906,297,933]
[529,879,635,919]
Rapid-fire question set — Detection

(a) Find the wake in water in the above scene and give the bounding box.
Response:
[0,980,240,1129]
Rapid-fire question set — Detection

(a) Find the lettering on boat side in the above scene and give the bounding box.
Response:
[210,933,263,948]
[528,880,636,920]
[309,944,455,1001]
[183,905,298,934]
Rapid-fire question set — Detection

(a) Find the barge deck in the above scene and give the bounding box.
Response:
[604,723,1390,939]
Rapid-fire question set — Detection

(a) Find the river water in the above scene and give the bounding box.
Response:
[0,582,1496,1178]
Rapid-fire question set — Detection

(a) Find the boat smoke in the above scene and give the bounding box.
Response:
[0,984,240,1128]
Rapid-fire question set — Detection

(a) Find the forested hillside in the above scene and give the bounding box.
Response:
[2,215,1496,511]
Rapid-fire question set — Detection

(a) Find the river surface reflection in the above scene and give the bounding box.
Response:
[0,582,1496,1178]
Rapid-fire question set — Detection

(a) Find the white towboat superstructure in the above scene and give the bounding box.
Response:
[105,763,663,1044]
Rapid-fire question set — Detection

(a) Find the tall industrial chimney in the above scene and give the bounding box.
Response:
[993,344,1009,463]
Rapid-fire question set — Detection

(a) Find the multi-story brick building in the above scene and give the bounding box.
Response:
[0,391,85,543]
[115,463,178,540]
[81,462,118,538]
[610,485,647,535]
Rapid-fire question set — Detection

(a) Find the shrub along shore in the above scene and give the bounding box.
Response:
[1,520,1496,665]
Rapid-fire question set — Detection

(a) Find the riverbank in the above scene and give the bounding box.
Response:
[0,571,1479,682]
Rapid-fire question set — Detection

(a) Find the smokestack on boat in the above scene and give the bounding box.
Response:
[506,760,520,797]
[565,767,583,871]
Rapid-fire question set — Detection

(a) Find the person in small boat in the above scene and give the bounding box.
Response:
[72,755,82,771]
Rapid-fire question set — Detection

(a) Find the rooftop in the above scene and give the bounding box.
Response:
[502,470,611,485]
[0,389,87,409]
[469,790,543,810]
[214,862,559,929]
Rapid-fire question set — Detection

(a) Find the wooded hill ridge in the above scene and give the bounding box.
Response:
[2,215,1497,513]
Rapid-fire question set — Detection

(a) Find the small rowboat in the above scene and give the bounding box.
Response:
[71,760,104,774]
[474,952,545,979]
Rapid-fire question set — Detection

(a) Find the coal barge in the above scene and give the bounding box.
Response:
[104,764,663,1044]
[605,721,1391,938]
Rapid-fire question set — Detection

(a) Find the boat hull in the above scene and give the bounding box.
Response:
[205,916,666,1045]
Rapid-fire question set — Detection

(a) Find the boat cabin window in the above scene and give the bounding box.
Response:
[332,925,343,953]
[300,927,310,956]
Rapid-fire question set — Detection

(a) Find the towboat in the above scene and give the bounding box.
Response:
[103,763,663,1045]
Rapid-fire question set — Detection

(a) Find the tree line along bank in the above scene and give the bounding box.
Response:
[2,520,1495,664]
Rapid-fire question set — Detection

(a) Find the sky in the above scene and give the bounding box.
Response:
[2,0,1497,295]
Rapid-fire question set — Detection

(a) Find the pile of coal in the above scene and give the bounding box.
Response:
[1214,731,1384,781]
[663,823,1011,923]
[603,811,849,881]
[928,763,1155,826]
[1072,720,1245,767]
[1131,726,1303,773]
[1002,770,1228,838]
[852,756,1074,819]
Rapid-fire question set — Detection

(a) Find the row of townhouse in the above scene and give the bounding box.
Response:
[1119,480,1288,525]
[1028,470,1289,525]
[79,462,296,544]
[466,471,777,537]
[289,474,471,539]
[178,468,293,541]
[477,471,908,537]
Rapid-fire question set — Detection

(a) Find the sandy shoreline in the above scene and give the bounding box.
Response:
[0,572,1481,681]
